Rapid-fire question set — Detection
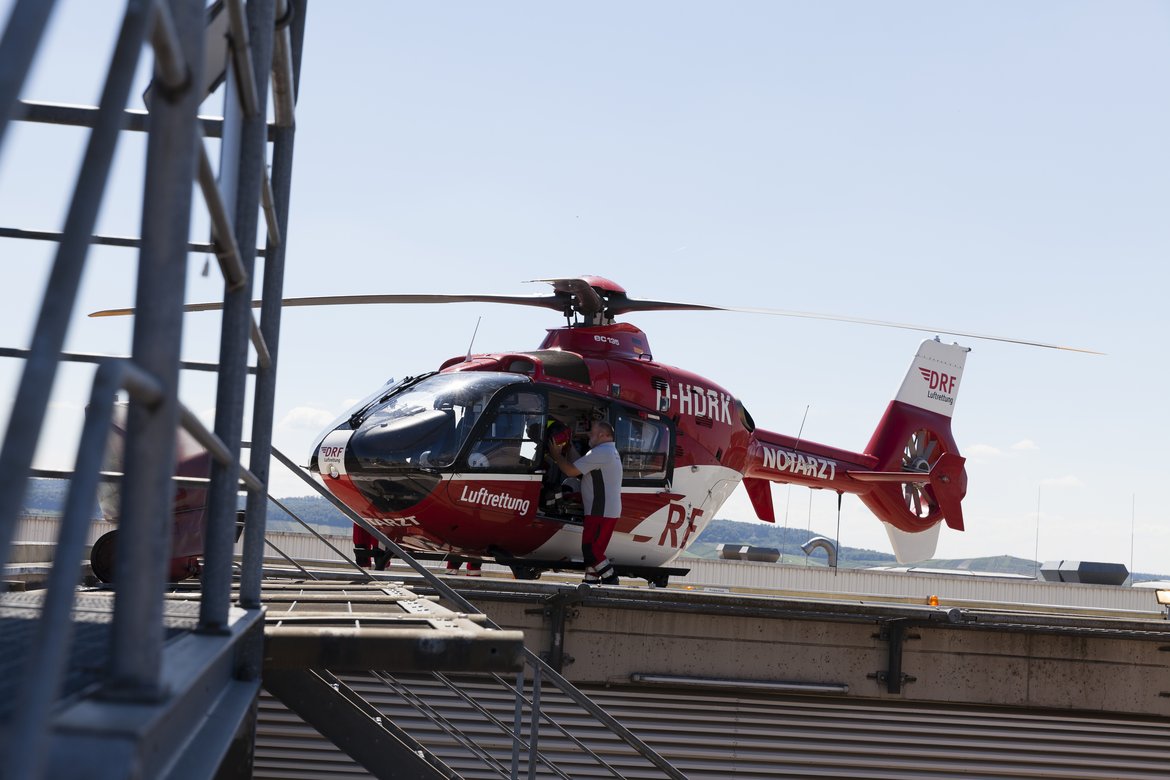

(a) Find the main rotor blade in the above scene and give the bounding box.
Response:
[89,292,569,318]
[88,280,1104,355]
[609,296,1102,354]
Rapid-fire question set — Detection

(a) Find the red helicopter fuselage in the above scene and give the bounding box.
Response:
[309,320,969,571]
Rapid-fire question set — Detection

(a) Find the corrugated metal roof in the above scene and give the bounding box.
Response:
[254,674,1170,779]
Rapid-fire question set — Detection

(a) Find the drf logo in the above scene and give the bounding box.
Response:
[919,368,956,394]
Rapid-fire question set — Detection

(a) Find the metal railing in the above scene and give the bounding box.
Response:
[0,1,307,776]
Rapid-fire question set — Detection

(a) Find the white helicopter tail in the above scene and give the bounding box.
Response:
[858,339,972,563]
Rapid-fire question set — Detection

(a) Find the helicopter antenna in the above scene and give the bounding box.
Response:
[793,404,810,450]
[465,316,482,359]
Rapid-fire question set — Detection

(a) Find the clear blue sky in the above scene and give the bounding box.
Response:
[3,1,1168,571]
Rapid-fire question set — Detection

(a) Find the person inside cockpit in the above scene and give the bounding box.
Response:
[467,389,543,469]
[528,418,574,512]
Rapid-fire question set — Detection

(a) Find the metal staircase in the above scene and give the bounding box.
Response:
[261,446,687,780]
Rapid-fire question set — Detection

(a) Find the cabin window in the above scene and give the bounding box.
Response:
[613,412,672,483]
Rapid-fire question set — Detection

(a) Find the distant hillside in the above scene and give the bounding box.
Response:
[19,478,348,533]
[22,478,75,514]
[20,480,1168,580]
[265,496,352,533]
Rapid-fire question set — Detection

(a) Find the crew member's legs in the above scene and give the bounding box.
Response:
[582,515,602,582]
[354,525,378,569]
[582,515,619,584]
[445,558,484,576]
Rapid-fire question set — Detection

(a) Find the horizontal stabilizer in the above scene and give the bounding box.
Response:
[846,450,966,531]
[845,470,929,484]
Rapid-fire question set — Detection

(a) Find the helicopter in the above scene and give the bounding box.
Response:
[301,275,984,585]
[92,275,1089,585]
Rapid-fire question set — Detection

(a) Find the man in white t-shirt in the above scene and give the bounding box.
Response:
[552,420,623,584]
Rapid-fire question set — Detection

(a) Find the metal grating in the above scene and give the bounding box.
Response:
[0,590,199,722]
[164,580,527,673]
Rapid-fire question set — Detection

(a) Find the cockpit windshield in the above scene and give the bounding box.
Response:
[348,372,529,472]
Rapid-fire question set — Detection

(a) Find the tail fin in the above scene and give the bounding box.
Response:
[893,337,968,420]
[857,339,970,562]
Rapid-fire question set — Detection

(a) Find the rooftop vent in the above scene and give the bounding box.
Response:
[1039,560,1129,586]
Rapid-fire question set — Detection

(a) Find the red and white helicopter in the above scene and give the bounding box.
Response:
[92,275,1089,585]
[297,275,1085,585]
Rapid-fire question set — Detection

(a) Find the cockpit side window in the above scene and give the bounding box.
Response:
[466,389,546,472]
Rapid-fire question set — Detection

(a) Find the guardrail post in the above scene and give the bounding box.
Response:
[201,0,276,631]
[240,0,308,609]
[510,665,526,780]
[107,0,206,695]
[527,663,542,780]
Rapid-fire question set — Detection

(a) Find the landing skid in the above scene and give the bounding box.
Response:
[386,550,688,587]
[495,556,690,588]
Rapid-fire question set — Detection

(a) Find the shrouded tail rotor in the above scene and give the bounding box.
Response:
[902,429,941,520]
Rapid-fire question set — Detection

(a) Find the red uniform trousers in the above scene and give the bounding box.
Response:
[582,514,618,567]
